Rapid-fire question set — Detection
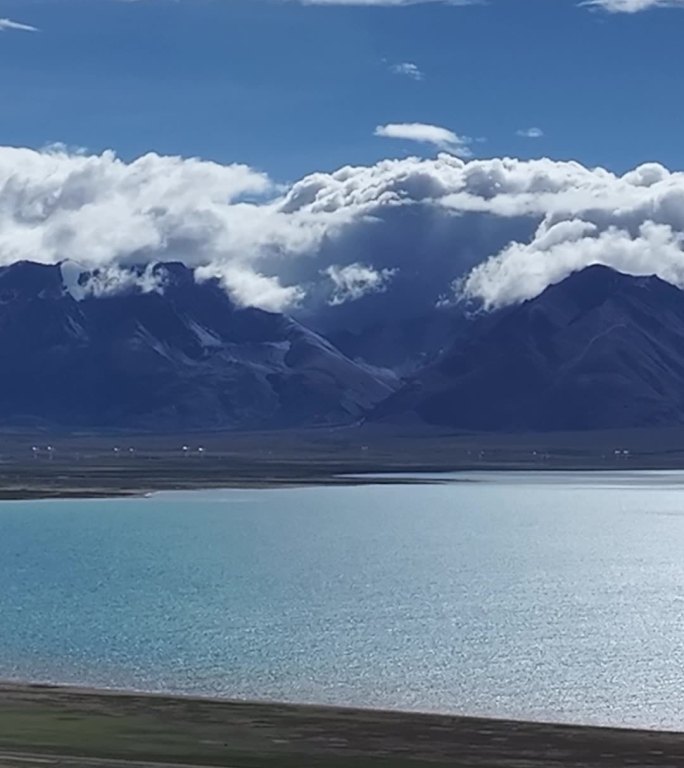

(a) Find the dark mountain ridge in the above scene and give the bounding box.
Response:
[371,265,684,431]
[5,261,684,433]
[0,261,392,430]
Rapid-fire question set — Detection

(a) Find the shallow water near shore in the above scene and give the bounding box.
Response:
[2,471,684,729]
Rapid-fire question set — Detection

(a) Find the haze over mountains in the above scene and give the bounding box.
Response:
[4,259,684,433]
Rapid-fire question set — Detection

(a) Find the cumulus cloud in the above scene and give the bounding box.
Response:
[449,159,684,309]
[324,263,397,305]
[389,62,424,80]
[460,220,684,310]
[517,127,544,139]
[269,153,684,318]
[375,123,472,156]
[0,18,37,32]
[581,0,684,11]
[0,145,309,311]
[7,144,684,329]
[195,263,305,312]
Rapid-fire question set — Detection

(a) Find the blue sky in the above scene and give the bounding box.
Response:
[1,0,683,180]
[5,1,684,322]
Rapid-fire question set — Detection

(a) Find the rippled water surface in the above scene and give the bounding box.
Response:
[2,471,684,728]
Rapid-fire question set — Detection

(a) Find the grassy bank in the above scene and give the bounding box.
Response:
[0,684,683,767]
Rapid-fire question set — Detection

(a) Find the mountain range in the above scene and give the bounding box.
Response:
[0,261,391,430]
[4,260,684,433]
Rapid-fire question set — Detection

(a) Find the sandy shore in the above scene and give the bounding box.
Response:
[0,682,683,767]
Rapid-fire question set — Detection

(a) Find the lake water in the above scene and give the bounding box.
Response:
[2,471,684,729]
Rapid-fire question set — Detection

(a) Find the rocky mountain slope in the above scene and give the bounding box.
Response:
[7,261,684,433]
[0,261,392,430]
[371,265,684,431]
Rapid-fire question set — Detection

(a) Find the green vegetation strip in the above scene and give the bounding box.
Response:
[2,685,684,768]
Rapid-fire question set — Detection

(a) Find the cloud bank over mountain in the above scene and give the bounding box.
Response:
[4,144,684,324]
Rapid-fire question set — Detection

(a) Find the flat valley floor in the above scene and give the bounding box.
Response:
[4,425,684,499]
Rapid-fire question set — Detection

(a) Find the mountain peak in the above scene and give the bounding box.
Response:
[0,261,64,298]
[372,265,684,431]
[534,264,673,314]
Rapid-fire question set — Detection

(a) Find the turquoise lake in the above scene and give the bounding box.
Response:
[2,471,684,729]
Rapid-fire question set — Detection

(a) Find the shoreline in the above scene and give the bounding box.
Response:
[2,425,684,501]
[2,464,684,502]
[0,472,465,501]
[1,681,684,767]
[0,678,681,734]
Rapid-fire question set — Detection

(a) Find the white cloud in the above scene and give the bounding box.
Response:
[0,18,38,32]
[389,62,424,80]
[270,153,684,317]
[7,145,684,326]
[324,263,397,305]
[195,264,305,312]
[448,159,684,309]
[0,145,301,310]
[581,0,684,11]
[375,123,472,156]
[517,127,544,139]
[460,220,684,310]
